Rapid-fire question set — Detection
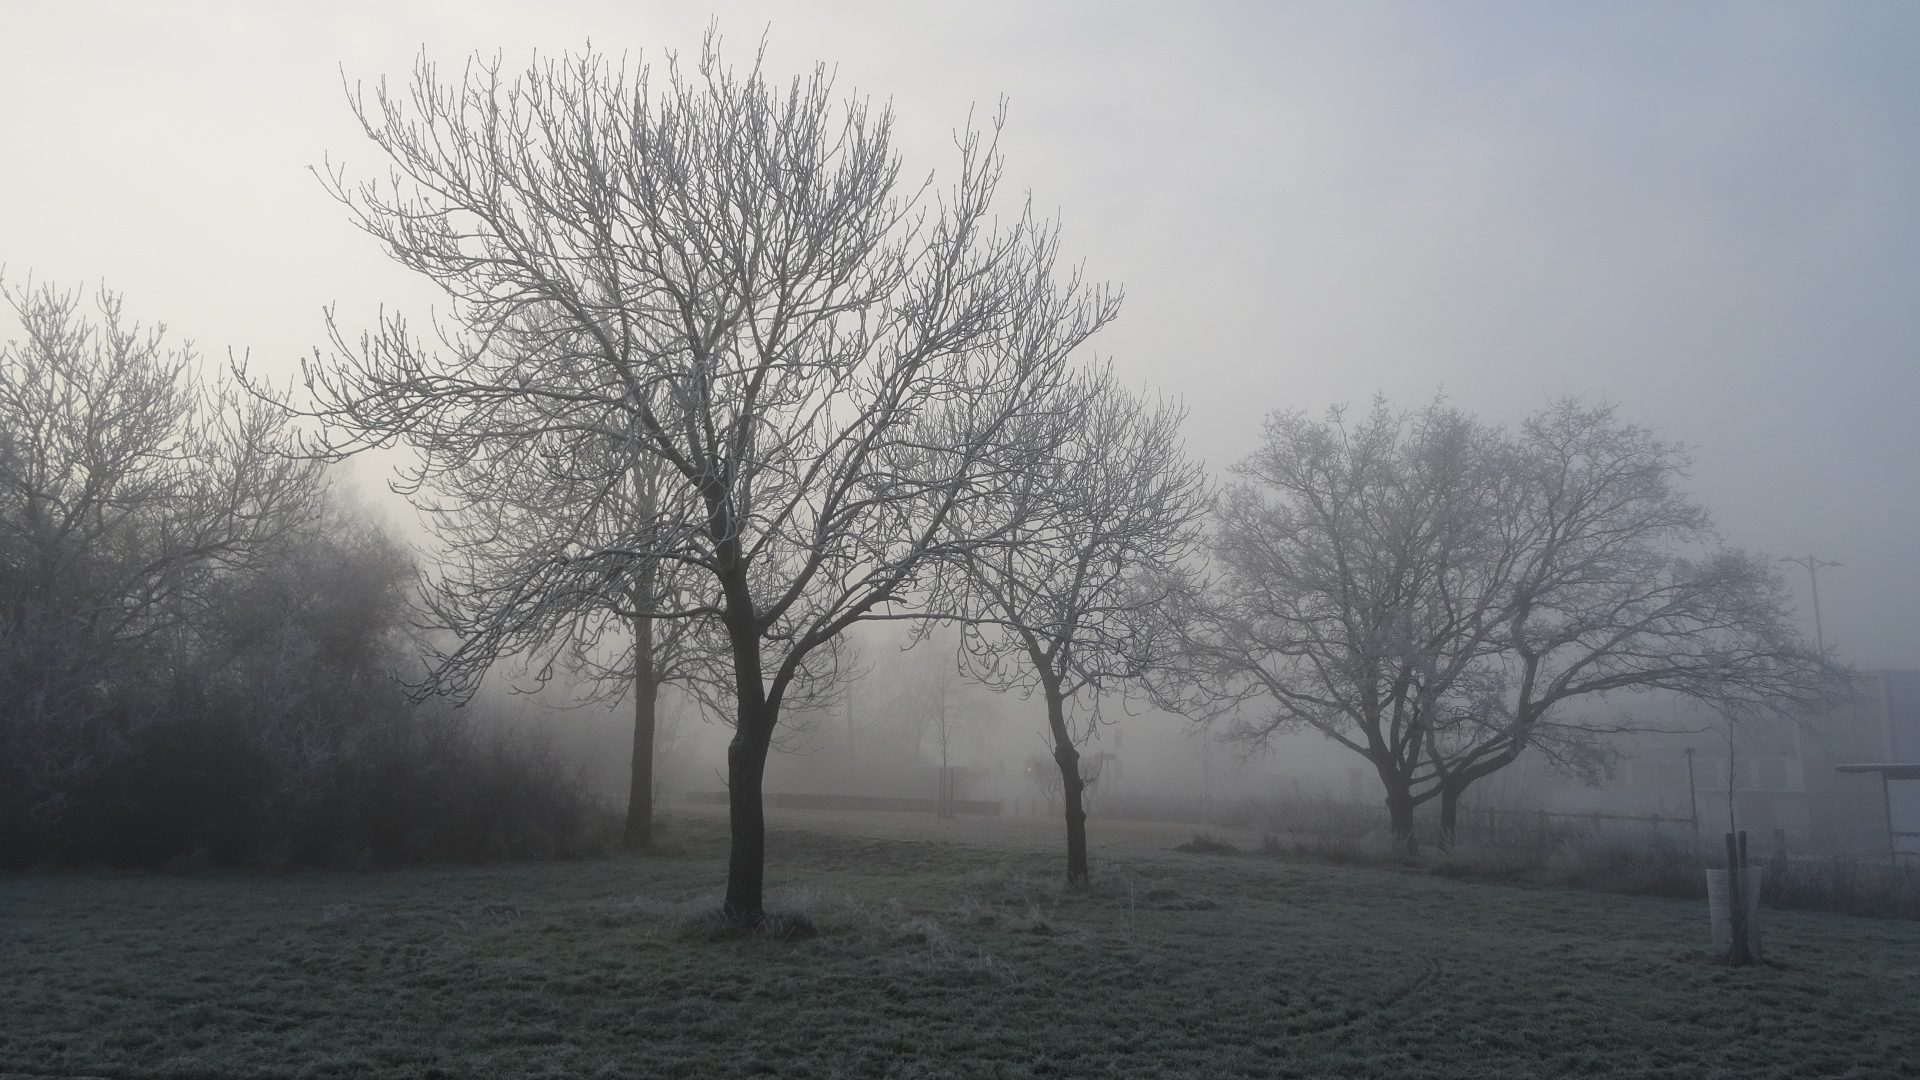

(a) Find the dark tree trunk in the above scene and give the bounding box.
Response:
[622,614,658,849]
[1056,742,1089,885]
[719,571,775,925]
[1384,783,1418,855]
[1437,781,1465,851]
[622,481,662,851]
[1040,677,1089,885]
[722,710,774,924]
[1433,749,1516,851]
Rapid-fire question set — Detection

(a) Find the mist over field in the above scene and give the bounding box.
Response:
[3,5,1919,1077]
[2,1,1915,665]
[491,621,1372,823]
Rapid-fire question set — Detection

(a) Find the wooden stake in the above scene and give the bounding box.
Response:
[1725,831,1749,966]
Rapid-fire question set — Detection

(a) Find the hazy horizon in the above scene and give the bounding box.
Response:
[3,1,1914,667]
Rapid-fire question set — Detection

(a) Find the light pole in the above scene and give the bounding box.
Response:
[1780,554,1841,656]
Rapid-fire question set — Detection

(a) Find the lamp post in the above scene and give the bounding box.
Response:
[1780,554,1841,656]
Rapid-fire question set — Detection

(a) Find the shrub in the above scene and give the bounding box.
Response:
[1174,832,1240,855]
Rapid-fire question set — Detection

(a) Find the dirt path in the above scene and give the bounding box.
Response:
[672,800,1268,863]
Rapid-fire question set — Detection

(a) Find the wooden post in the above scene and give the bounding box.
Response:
[1725,830,1749,966]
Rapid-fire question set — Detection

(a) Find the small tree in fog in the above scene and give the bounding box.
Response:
[941,370,1208,884]
[1189,399,1841,849]
[887,633,976,817]
[286,39,1110,922]
[406,425,725,850]
[926,665,964,817]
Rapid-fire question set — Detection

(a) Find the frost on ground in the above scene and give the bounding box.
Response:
[1,812,1916,1080]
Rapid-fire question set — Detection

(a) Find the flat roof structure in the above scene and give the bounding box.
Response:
[1835,763,1920,779]
[1835,764,1920,859]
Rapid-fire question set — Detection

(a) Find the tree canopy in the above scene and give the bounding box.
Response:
[1188,398,1843,846]
[291,39,1114,919]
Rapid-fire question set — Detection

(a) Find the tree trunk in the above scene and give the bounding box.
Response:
[622,614,658,849]
[722,709,774,924]
[1436,782,1464,851]
[623,472,662,850]
[1384,784,1418,855]
[719,576,774,925]
[1056,741,1089,885]
[1041,681,1089,885]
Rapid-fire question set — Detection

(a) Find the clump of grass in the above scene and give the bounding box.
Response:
[1174,832,1239,855]
[950,896,1000,928]
[1084,861,1129,894]
[680,906,820,942]
[752,910,820,941]
[894,915,953,953]
[313,902,362,927]
[1003,902,1062,936]
[586,891,721,933]
[958,864,1059,906]
[618,883,856,942]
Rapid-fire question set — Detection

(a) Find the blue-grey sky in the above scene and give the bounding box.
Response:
[3,1,1915,667]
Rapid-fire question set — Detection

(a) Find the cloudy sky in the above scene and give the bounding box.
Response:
[2,1,1915,667]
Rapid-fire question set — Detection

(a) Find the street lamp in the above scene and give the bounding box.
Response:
[1780,554,1841,656]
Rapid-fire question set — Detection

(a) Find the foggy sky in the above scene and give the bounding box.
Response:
[3,1,1914,667]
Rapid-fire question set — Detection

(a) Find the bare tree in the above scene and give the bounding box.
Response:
[285,40,1110,921]
[885,630,973,817]
[408,418,727,849]
[1192,399,1842,849]
[1,278,320,832]
[942,369,1208,883]
[928,664,963,819]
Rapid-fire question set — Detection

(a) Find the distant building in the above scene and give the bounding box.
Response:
[1803,671,1920,855]
[1571,671,1920,856]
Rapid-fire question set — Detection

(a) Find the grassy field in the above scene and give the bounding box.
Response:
[3,808,1917,1079]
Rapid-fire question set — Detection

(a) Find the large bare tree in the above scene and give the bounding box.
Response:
[942,369,1208,883]
[289,40,1111,921]
[1192,399,1841,849]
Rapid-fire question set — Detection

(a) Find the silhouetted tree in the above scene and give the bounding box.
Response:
[1188,399,1842,850]
[942,369,1207,883]
[288,39,1111,921]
